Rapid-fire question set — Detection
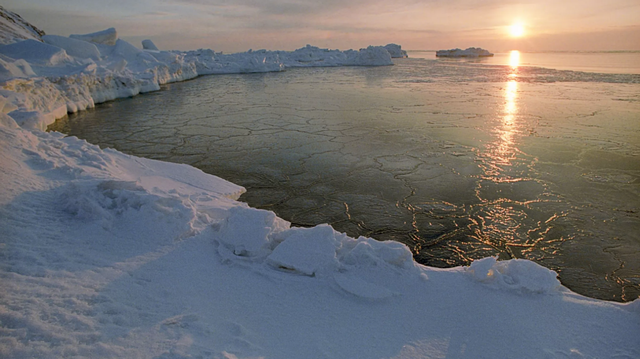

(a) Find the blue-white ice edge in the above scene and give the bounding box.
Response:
[1,27,638,359]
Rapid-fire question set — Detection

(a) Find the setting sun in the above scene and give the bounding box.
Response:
[509,23,525,37]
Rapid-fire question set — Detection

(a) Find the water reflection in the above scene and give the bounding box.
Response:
[490,53,520,168]
[497,80,518,161]
[509,50,520,69]
[499,51,520,162]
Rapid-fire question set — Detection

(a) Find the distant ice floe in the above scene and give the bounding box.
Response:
[436,47,494,57]
[384,43,408,58]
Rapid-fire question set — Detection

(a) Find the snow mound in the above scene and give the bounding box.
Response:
[0,56,35,80]
[0,39,70,66]
[267,224,341,276]
[339,237,415,269]
[218,207,417,279]
[70,27,118,46]
[216,206,290,257]
[466,256,561,294]
[436,47,494,57]
[59,180,212,240]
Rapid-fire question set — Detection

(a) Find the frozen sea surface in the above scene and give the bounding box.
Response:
[51,57,640,301]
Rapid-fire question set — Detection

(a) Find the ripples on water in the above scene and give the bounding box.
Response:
[49,57,640,301]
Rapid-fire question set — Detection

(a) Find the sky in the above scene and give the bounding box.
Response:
[5,0,640,53]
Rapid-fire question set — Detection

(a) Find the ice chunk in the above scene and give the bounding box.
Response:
[142,39,159,51]
[216,206,290,257]
[267,224,339,276]
[466,257,561,294]
[340,237,414,269]
[42,35,101,60]
[69,27,117,46]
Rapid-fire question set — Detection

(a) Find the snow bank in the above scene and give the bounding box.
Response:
[436,47,494,57]
[0,25,395,130]
[0,9,638,359]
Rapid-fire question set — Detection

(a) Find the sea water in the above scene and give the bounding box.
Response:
[49,52,640,301]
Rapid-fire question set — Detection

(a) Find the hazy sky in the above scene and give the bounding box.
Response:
[6,0,640,53]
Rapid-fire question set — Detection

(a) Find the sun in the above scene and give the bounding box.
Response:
[509,23,525,37]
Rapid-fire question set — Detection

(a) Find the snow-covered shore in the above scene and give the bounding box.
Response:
[0,18,396,131]
[1,8,639,359]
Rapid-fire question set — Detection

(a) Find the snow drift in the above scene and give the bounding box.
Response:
[0,7,638,359]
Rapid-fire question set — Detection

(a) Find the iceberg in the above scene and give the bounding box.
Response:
[436,47,494,57]
[0,6,638,359]
[384,43,408,58]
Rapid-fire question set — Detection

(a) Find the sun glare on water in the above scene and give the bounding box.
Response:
[509,23,525,37]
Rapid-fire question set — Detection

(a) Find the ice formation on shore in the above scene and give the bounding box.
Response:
[0,7,638,359]
[0,26,399,130]
[436,47,494,57]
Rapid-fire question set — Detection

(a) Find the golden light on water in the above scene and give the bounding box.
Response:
[505,80,518,118]
[509,50,520,69]
[494,80,519,164]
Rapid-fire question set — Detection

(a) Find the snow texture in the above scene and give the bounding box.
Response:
[0,7,638,359]
[0,6,44,45]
